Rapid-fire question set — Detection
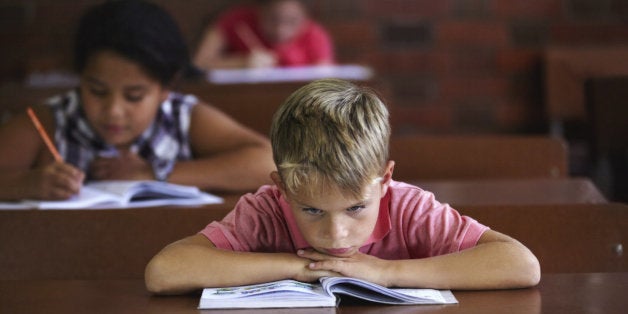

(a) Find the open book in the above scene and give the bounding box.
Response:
[207,64,373,84]
[0,180,222,210]
[198,277,457,309]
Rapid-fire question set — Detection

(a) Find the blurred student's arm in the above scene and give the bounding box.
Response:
[166,102,275,192]
[194,26,276,70]
[0,109,84,201]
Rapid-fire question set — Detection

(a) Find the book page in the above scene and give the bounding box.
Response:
[81,180,223,208]
[199,280,336,309]
[320,277,457,305]
[0,186,120,210]
[0,181,223,210]
[86,181,202,201]
[207,65,373,84]
[30,186,122,210]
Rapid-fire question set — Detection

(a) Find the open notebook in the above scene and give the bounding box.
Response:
[199,277,457,309]
[207,64,373,84]
[0,180,223,210]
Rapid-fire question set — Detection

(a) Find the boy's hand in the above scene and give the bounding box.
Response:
[90,151,153,181]
[291,252,341,283]
[28,162,85,200]
[297,249,392,287]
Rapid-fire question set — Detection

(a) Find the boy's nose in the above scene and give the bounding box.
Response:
[324,217,349,241]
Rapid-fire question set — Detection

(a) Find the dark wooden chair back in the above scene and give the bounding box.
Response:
[390,135,569,181]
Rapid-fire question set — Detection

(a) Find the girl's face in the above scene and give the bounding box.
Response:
[274,162,394,257]
[80,50,168,149]
[260,0,307,44]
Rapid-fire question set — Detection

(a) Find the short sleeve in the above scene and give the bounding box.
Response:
[199,186,294,252]
[389,182,490,258]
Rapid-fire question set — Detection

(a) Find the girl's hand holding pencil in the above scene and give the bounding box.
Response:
[25,162,85,200]
[26,107,85,200]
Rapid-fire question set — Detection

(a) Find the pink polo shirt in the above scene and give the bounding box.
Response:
[217,6,335,66]
[200,181,488,259]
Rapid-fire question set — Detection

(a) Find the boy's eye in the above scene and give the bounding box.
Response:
[347,205,365,213]
[302,207,323,216]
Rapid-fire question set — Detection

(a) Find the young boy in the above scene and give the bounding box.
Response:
[145,79,540,295]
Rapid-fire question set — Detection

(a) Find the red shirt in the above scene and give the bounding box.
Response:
[200,181,488,259]
[217,6,335,66]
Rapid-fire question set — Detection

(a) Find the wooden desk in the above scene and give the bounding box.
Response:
[414,177,607,206]
[1,200,626,280]
[461,203,628,273]
[0,273,626,313]
[0,194,240,280]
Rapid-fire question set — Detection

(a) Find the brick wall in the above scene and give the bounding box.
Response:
[2,0,628,134]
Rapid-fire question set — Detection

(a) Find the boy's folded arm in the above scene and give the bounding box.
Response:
[144,234,312,295]
[385,230,541,290]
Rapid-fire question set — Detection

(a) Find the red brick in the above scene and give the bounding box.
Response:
[550,24,628,44]
[438,76,511,103]
[436,21,509,47]
[389,104,454,134]
[442,48,497,75]
[495,49,542,73]
[493,0,563,18]
[365,50,450,76]
[364,0,452,18]
[326,21,378,50]
[495,101,538,132]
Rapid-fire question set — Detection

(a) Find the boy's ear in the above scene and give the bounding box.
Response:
[379,160,395,195]
[270,171,286,194]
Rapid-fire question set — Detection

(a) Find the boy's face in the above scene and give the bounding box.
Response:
[80,50,168,149]
[273,162,394,257]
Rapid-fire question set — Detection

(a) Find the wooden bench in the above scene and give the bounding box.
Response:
[1,200,625,279]
[0,199,237,280]
[390,135,569,181]
[460,203,627,273]
[179,81,303,136]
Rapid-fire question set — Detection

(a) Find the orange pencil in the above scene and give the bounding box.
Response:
[26,107,62,162]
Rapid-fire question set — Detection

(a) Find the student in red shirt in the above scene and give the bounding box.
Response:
[145,79,540,295]
[193,0,335,70]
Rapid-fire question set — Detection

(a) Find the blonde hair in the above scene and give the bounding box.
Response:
[270,79,390,198]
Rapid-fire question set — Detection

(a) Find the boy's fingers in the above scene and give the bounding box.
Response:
[297,249,332,261]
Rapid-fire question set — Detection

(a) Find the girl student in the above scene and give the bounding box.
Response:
[0,0,275,201]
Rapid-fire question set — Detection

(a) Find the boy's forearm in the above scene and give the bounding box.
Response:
[145,235,306,295]
[385,241,540,290]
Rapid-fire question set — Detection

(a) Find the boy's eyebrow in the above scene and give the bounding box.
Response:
[295,199,369,210]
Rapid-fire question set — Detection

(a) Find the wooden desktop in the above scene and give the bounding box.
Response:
[1,273,626,313]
